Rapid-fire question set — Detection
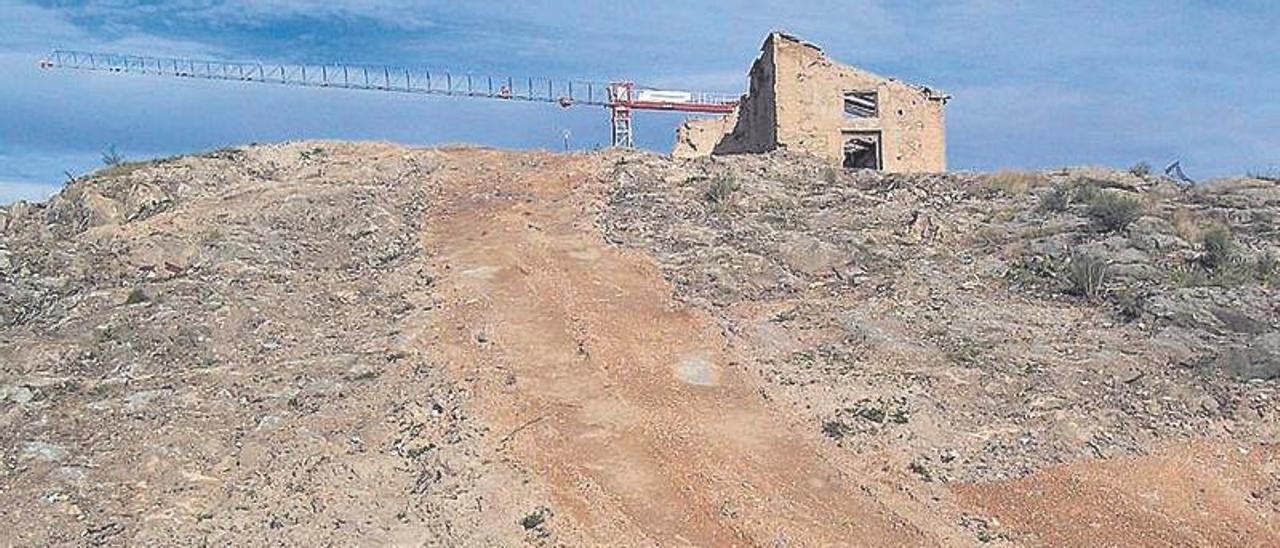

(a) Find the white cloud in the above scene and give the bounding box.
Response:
[61,0,440,30]
[0,0,227,57]
[0,0,87,50]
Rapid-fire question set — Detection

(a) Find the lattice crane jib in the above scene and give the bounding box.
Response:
[41,49,739,149]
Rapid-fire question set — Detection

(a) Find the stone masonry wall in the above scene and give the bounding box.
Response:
[671,33,947,173]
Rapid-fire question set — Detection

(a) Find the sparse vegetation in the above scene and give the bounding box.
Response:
[973,225,1009,248]
[299,146,327,161]
[1112,288,1144,321]
[1073,180,1102,204]
[850,397,910,425]
[201,146,247,161]
[12,140,1280,544]
[124,287,149,305]
[102,144,123,166]
[1169,207,1203,243]
[820,166,838,184]
[1068,254,1109,299]
[908,460,933,482]
[946,336,992,367]
[1006,255,1060,290]
[703,175,739,206]
[1169,263,1208,287]
[95,144,151,178]
[1128,161,1152,178]
[1039,184,1070,212]
[1257,251,1277,285]
[822,420,849,440]
[1248,167,1280,183]
[520,508,549,531]
[982,170,1046,196]
[1200,226,1237,269]
[1210,261,1258,287]
[1085,191,1143,232]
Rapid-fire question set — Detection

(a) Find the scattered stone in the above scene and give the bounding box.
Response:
[21,441,69,463]
[9,385,34,404]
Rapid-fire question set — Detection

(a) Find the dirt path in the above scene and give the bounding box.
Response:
[954,442,1280,546]
[420,151,946,545]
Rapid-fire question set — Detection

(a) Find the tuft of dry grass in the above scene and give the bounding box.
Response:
[1068,254,1110,299]
[983,170,1049,196]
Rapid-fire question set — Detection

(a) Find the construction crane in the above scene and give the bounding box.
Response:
[39,49,740,148]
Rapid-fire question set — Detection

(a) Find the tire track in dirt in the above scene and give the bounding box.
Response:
[421,150,944,545]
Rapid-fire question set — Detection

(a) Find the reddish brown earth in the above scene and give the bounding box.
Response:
[955,442,1279,546]
[422,151,952,545]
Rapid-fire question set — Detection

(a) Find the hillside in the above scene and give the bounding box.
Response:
[2,142,1278,546]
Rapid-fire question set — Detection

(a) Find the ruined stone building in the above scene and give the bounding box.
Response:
[674,32,949,172]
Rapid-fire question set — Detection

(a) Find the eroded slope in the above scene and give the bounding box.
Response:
[2,142,1278,546]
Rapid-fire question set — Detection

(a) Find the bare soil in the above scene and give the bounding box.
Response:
[2,142,1277,546]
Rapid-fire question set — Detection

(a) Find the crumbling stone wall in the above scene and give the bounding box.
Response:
[673,32,948,173]
[673,111,736,159]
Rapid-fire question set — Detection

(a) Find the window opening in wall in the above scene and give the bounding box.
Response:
[843,132,881,170]
[843,91,878,118]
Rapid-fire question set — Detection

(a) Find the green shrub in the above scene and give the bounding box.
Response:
[124,287,149,305]
[1068,254,1109,299]
[1112,288,1144,321]
[1258,251,1277,284]
[1200,226,1236,269]
[822,420,849,439]
[1210,262,1257,287]
[908,460,933,482]
[1170,263,1209,287]
[1128,161,1152,178]
[703,175,738,206]
[1073,180,1102,204]
[1006,255,1059,288]
[1248,168,1280,183]
[1040,184,1070,212]
[520,508,548,530]
[299,146,327,161]
[1085,192,1143,232]
[850,397,910,425]
[101,144,123,167]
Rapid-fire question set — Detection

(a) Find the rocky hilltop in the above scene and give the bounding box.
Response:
[2,142,1277,545]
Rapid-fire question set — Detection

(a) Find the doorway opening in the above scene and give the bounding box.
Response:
[842,131,881,170]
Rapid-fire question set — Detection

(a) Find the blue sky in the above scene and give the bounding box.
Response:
[2,1,1277,203]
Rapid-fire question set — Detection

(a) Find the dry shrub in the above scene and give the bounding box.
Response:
[1200,225,1237,269]
[984,170,1048,196]
[1258,250,1278,285]
[1248,168,1280,183]
[1039,184,1071,212]
[1085,192,1143,232]
[1170,208,1202,242]
[703,175,738,206]
[1128,161,1152,178]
